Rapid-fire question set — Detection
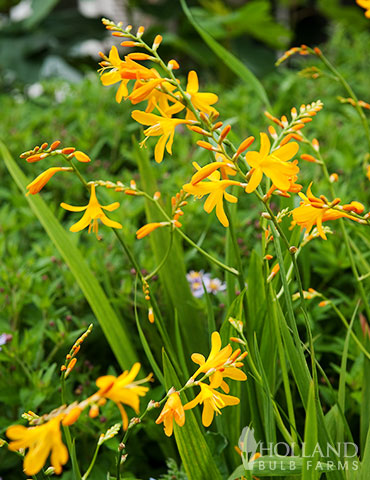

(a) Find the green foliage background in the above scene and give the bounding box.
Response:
[0,1,370,479]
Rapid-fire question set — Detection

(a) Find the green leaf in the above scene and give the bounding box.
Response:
[360,425,370,480]
[24,0,60,29]
[180,0,271,108]
[162,350,223,480]
[134,288,165,387]
[1,140,137,369]
[302,381,319,480]
[337,302,358,443]
[361,335,370,452]
[133,138,207,358]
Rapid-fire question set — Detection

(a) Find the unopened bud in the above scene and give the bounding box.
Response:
[152,35,162,50]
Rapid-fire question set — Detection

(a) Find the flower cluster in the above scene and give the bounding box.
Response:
[156,332,247,435]
[22,22,369,245]
[6,362,152,475]
[292,183,365,240]
[5,326,152,476]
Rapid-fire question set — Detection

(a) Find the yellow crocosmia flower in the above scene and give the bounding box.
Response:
[100,46,129,103]
[6,415,68,476]
[96,363,152,430]
[26,167,71,195]
[100,47,156,103]
[129,78,166,104]
[132,110,195,163]
[245,132,299,193]
[136,222,167,239]
[155,392,185,437]
[60,184,122,235]
[265,170,302,199]
[183,175,241,227]
[144,81,184,115]
[185,70,218,120]
[191,331,232,379]
[357,0,370,17]
[184,376,239,427]
[292,183,364,240]
[215,153,237,179]
[190,160,236,186]
[190,332,247,390]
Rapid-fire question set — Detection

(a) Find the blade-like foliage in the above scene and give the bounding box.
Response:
[1,140,138,369]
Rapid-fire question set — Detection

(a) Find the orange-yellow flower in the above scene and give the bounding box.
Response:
[265,170,302,199]
[132,110,195,163]
[100,46,129,103]
[292,183,364,240]
[60,184,122,235]
[190,158,236,186]
[245,133,299,193]
[190,332,247,389]
[6,415,68,475]
[183,170,241,227]
[184,376,240,427]
[184,70,218,120]
[96,363,151,430]
[136,222,167,239]
[191,331,232,379]
[26,167,72,195]
[155,392,185,436]
[129,77,165,104]
[100,46,156,103]
[357,0,370,17]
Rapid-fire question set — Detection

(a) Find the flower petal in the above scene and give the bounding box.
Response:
[245,168,263,193]
[260,132,271,158]
[187,70,199,93]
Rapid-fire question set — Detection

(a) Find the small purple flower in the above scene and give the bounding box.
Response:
[186,271,226,297]
[0,333,12,351]
[205,277,226,295]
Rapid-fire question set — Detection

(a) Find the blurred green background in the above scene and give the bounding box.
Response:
[1,1,370,479]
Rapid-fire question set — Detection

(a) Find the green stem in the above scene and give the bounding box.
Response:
[313,48,370,153]
[60,373,83,480]
[144,229,174,281]
[142,192,239,276]
[321,297,370,360]
[82,441,101,480]
[308,144,370,321]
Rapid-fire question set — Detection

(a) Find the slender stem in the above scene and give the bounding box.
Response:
[144,229,174,281]
[313,48,370,153]
[307,143,370,321]
[82,441,101,480]
[113,230,144,281]
[321,297,370,360]
[60,372,83,480]
[142,192,239,276]
[63,156,89,187]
